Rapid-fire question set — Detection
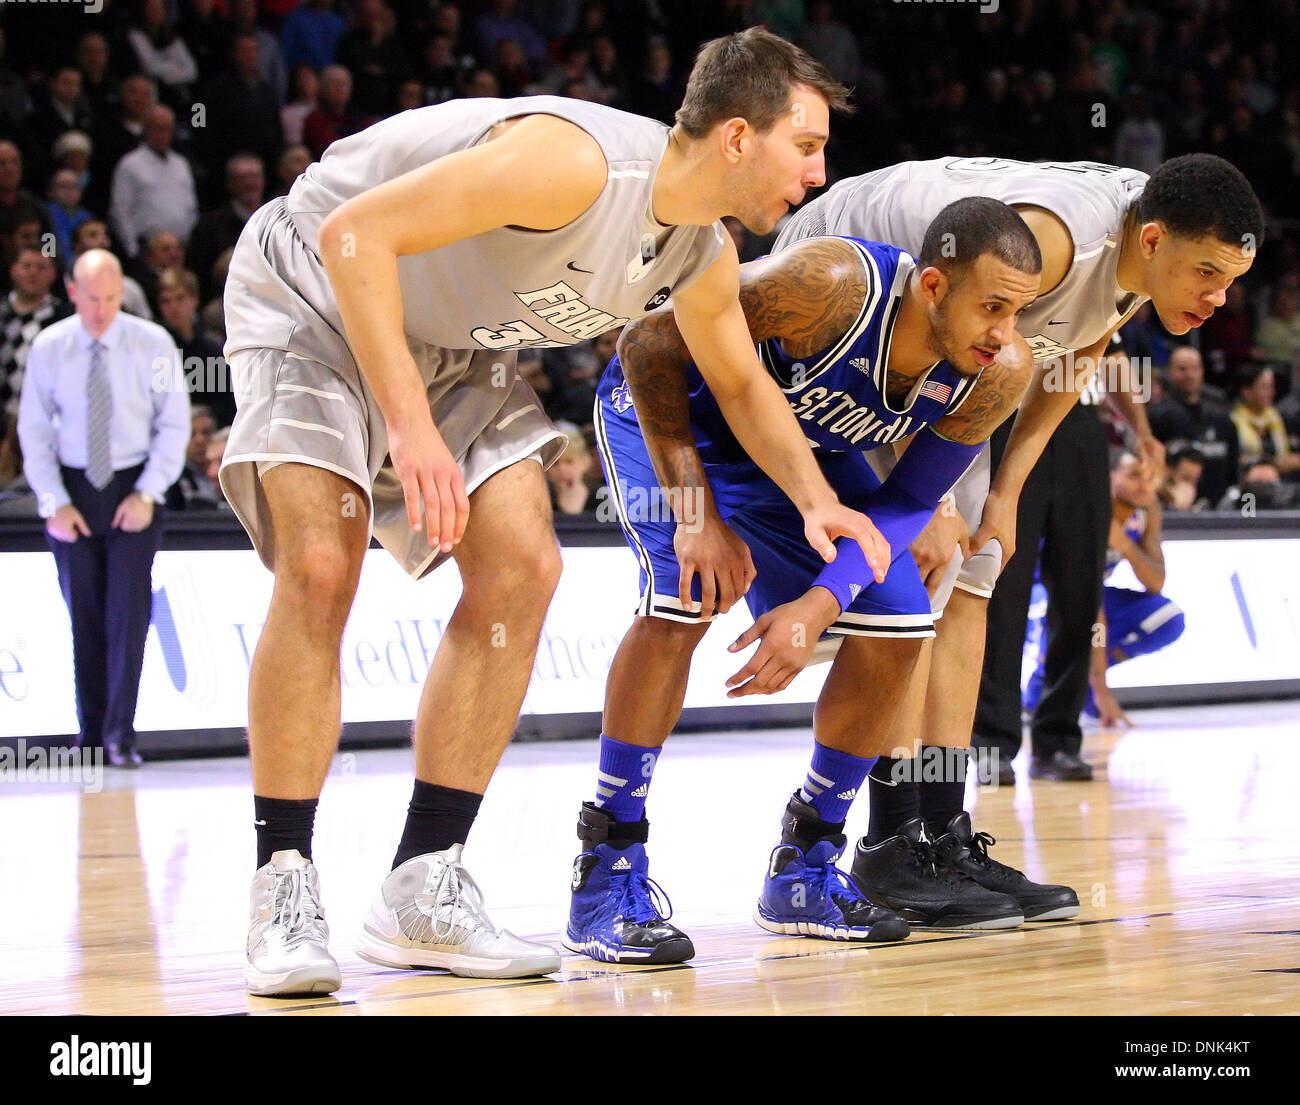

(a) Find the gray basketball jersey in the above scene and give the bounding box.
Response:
[774,156,1150,361]
[225,96,725,370]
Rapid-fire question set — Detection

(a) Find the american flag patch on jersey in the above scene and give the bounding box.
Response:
[919,379,953,404]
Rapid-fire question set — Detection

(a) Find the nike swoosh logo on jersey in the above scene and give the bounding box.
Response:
[1048,319,1068,326]
[566,261,593,274]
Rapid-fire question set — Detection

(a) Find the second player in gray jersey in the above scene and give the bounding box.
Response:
[225,29,893,997]
[766,153,1262,890]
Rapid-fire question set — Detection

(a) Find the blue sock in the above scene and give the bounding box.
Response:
[594,734,660,822]
[798,742,876,825]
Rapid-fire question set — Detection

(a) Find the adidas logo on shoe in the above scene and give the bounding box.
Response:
[836,787,857,800]
[611,856,633,871]
[631,783,649,797]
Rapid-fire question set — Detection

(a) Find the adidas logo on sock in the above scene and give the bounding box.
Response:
[611,856,632,871]
[836,787,857,800]
[630,783,649,797]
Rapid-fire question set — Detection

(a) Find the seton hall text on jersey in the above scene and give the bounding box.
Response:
[792,385,916,446]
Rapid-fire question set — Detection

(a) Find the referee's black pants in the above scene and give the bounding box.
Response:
[47,464,162,751]
[973,402,1111,761]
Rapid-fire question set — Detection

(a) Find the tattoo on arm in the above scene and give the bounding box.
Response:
[738,237,868,358]
[618,313,708,493]
[934,346,1035,445]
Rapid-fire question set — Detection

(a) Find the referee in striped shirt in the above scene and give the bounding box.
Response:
[18,250,189,766]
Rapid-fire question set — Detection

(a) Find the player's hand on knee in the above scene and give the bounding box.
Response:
[911,506,969,591]
[390,419,468,552]
[674,513,755,618]
[724,594,832,698]
[971,486,1017,568]
[804,502,889,583]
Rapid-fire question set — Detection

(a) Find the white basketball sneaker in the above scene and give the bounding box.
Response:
[245,849,342,997]
[357,844,560,978]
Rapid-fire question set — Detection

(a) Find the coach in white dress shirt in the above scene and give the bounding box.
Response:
[18,250,189,765]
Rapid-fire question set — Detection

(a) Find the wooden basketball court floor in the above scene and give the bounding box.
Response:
[3,699,1298,1017]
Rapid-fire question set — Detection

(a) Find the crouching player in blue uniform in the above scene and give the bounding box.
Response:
[566,198,1044,963]
[1026,450,1185,727]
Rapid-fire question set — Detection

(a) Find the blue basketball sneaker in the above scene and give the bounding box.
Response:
[755,795,909,942]
[565,804,694,964]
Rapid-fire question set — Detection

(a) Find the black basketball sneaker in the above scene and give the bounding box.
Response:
[929,812,1080,921]
[850,818,1024,929]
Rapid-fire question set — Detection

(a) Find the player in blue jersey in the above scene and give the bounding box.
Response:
[565,198,1051,963]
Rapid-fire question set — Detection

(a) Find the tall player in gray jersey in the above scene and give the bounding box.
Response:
[765,154,1261,899]
[225,30,891,997]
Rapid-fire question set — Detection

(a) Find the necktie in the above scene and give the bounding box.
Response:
[85,339,113,490]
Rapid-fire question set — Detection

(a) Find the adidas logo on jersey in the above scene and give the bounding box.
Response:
[850,357,870,374]
[836,788,857,801]
[611,856,632,871]
[849,583,863,601]
[630,783,649,797]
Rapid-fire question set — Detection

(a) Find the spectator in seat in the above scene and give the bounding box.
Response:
[418,33,468,107]
[28,67,95,183]
[280,0,347,72]
[167,403,223,509]
[1217,460,1300,511]
[0,142,47,253]
[464,68,500,99]
[229,0,288,103]
[195,33,284,191]
[1199,282,1256,390]
[477,0,548,69]
[302,66,363,159]
[89,75,155,216]
[45,168,94,272]
[546,420,598,516]
[628,35,677,126]
[1231,364,1300,477]
[281,65,320,148]
[155,267,232,426]
[74,33,118,122]
[336,0,411,119]
[109,105,198,259]
[187,153,266,304]
[0,247,71,478]
[1148,345,1239,506]
[127,0,200,111]
[133,230,185,313]
[1255,287,1300,370]
[1161,445,1206,512]
[274,145,313,198]
[178,0,235,87]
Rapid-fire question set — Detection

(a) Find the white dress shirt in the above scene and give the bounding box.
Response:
[109,145,199,257]
[18,312,190,516]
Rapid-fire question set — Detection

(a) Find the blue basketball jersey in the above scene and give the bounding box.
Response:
[602,237,981,465]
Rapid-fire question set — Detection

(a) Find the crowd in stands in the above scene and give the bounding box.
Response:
[3,0,1300,516]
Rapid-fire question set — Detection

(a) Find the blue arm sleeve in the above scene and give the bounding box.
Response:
[812,428,985,612]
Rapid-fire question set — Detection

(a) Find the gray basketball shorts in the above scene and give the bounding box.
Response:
[865,443,1004,616]
[219,345,566,580]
